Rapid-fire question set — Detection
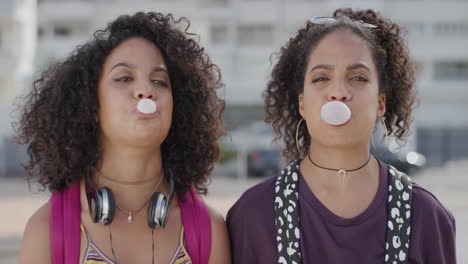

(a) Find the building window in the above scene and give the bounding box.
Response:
[237,24,273,46]
[198,0,228,7]
[211,24,228,44]
[401,22,425,36]
[433,22,468,36]
[38,27,44,39]
[53,26,71,37]
[434,61,468,80]
[414,61,425,77]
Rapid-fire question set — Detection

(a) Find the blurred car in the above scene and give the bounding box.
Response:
[222,121,284,178]
[0,135,28,177]
[247,148,281,178]
[371,143,426,175]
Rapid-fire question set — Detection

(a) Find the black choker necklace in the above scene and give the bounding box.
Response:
[307,153,372,177]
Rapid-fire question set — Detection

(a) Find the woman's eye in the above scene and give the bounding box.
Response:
[152,80,168,87]
[114,76,132,82]
[351,76,368,82]
[312,77,329,83]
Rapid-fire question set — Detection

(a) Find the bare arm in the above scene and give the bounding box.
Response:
[207,206,232,264]
[18,201,52,264]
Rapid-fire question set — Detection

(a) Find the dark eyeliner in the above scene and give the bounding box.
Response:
[114,76,132,82]
[312,77,328,83]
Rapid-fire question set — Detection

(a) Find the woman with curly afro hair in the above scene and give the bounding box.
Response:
[227,8,455,264]
[18,12,231,264]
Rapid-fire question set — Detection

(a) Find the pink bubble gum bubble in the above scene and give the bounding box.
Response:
[320,101,351,126]
[137,99,157,114]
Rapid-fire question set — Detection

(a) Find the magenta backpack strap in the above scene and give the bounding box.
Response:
[50,190,64,264]
[179,186,212,264]
[50,180,81,264]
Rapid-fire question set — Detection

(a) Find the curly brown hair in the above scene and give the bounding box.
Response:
[15,12,225,195]
[264,8,416,161]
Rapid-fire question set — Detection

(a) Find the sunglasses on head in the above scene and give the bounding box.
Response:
[307,16,378,29]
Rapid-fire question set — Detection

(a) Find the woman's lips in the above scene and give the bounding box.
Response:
[327,119,350,127]
[134,108,158,118]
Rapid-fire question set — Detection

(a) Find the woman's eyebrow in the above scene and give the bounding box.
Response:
[347,63,371,71]
[310,64,334,72]
[109,62,135,73]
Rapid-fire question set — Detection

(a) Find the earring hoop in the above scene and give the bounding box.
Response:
[371,118,389,155]
[296,118,306,156]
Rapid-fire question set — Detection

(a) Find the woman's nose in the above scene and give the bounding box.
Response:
[134,82,156,99]
[327,80,352,101]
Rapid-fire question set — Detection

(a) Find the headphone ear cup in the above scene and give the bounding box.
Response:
[87,187,101,223]
[97,187,115,225]
[148,192,158,229]
[148,192,167,229]
[106,187,115,225]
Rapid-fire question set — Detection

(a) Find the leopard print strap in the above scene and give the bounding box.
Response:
[275,159,302,264]
[274,160,413,264]
[385,165,413,264]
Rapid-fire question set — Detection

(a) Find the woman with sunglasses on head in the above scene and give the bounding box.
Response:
[18,12,231,264]
[227,8,455,264]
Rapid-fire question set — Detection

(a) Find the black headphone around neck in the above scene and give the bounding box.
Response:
[85,167,175,229]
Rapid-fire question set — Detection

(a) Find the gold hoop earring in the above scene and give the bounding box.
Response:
[371,118,389,155]
[296,118,306,156]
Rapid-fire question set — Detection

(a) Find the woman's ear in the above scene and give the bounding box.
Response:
[377,94,386,119]
[298,93,305,118]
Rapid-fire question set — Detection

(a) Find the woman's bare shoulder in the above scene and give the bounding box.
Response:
[205,204,231,264]
[18,201,52,264]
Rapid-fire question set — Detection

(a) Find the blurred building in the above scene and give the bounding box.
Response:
[35,0,468,166]
[0,0,37,176]
[0,0,37,104]
[0,0,36,115]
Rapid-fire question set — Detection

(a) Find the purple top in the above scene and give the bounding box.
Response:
[227,161,456,263]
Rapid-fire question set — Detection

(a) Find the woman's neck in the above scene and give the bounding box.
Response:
[307,141,371,170]
[300,141,378,190]
[91,143,169,216]
[98,142,163,183]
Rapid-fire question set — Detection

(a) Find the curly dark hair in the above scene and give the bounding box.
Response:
[264,8,416,161]
[15,12,225,195]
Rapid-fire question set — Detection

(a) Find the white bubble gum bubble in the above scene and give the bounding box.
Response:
[137,99,157,114]
[320,101,351,126]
